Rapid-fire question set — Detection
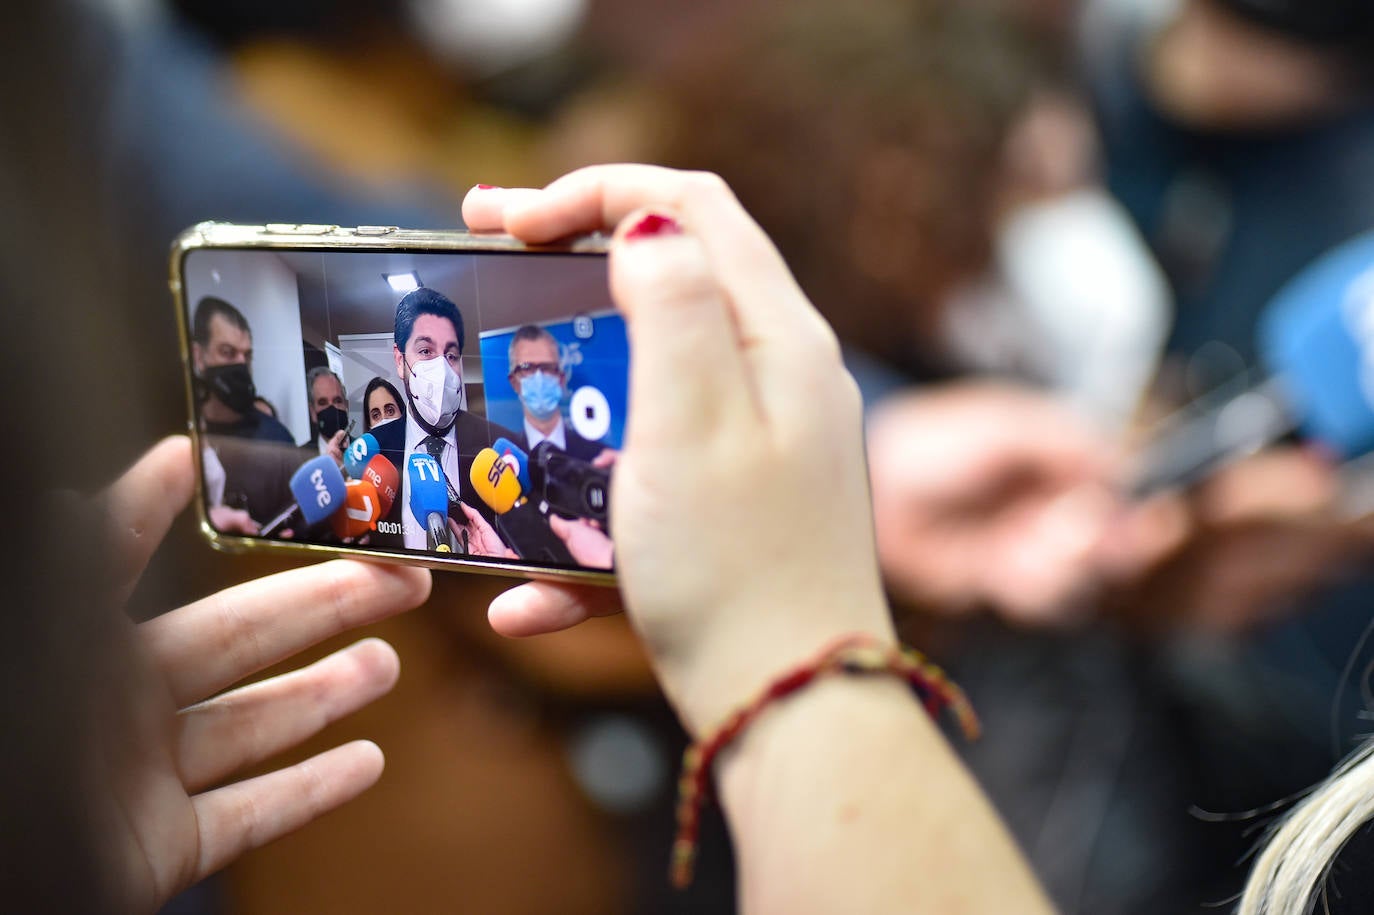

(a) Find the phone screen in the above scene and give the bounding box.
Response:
[182,246,624,574]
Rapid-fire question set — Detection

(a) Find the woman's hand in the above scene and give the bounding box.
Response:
[97,437,431,911]
[468,169,1052,914]
[467,166,893,734]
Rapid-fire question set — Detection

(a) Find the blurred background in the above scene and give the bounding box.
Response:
[8,0,1374,912]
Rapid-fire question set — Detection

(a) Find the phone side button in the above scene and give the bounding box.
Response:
[355,225,398,236]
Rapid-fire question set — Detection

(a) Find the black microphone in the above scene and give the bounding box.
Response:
[529,441,609,524]
[469,448,575,563]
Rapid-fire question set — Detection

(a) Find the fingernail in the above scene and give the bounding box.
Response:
[623,212,682,242]
[474,184,500,190]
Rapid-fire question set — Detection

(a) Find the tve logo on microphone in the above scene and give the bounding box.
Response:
[287,456,348,527]
[310,467,333,508]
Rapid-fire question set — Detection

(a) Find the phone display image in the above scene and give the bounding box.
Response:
[177,235,623,577]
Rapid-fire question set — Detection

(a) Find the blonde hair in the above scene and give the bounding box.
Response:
[1238,741,1374,914]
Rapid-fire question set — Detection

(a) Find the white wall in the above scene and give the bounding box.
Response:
[184,250,311,443]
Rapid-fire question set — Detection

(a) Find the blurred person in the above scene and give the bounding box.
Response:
[648,0,1174,623]
[1086,0,1374,373]
[362,376,406,432]
[656,0,1034,377]
[508,323,605,462]
[638,3,1374,909]
[192,295,303,531]
[302,365,351,465]
[1,7,432,907]
[1083,0,1374,826]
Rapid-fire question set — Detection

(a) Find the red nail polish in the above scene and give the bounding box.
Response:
[624,212,682,241]
[475,184,500,190]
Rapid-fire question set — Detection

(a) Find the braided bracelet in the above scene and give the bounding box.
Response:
[670,633,980,889]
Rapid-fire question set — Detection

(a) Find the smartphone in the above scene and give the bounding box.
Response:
[171,222,622,583]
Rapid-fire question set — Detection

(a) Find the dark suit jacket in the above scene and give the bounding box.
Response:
[515,421,605,464]
[369,412,518,549]
[206,434,306,527]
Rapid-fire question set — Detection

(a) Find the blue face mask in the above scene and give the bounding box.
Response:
[519,371,563,420]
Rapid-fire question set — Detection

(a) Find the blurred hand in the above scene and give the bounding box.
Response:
[1103,446,1374,632]
[467,166,893,733]
[207,504,259,536]
[867,382,1121,625]
[1146,0,1354,129]
[549,514,613,569]
[96,437,431,911]
[325,430,348,467]
[451,503,516,559]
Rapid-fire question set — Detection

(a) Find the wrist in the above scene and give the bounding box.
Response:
[651,615,897,738]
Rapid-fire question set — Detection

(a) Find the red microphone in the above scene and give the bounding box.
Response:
[361,454,399,519]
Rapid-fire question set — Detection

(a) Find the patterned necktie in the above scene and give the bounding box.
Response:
[420,434,463,504]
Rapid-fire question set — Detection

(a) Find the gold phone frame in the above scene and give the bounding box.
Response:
[170,221,615,585]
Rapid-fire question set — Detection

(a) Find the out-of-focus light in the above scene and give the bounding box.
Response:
[384,272,421,293]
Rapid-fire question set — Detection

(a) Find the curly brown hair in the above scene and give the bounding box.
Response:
[654,0,1044,370]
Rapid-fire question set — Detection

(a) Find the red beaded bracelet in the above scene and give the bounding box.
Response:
[669,633,980,889]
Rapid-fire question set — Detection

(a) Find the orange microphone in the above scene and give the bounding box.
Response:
[331,479,381,539]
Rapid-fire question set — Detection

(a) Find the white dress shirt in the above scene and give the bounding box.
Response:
[523,416,567,451]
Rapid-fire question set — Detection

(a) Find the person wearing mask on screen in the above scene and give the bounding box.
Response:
[301,366,352,467]
[369,287,516,556]
[507,324,605,462]
[192,295,300,532]
[362,376,406,433]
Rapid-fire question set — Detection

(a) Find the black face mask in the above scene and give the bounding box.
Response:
[316,405,349,440]
[202,363,257,415]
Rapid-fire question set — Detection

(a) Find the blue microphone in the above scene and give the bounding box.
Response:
[1135,230,1374,493]
[492,436,532,492]
[259,455,347,536]
[344,433,381,479]
[406,453,452,552]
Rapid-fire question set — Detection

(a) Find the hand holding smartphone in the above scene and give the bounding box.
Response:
[172,223,622,582]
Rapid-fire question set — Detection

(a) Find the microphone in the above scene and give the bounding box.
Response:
[530,441,609,524]
[470,447,575,564]
[471,447,524,513]
[343,433,381,479]
[360,454,399,519]
[492,436,533,492]
[1134,230,1374,494]
[406,453,453,552]
[331,479,381,540]
[260,455,347,536]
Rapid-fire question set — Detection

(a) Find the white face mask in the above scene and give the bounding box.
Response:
[943,188,1171,431]
[407,356,464,431]
[369,416,401,432]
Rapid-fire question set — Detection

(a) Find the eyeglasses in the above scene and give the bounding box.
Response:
[509,361,562,379]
